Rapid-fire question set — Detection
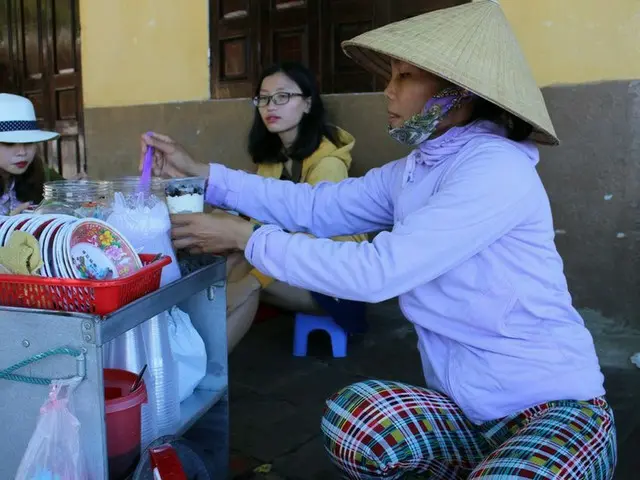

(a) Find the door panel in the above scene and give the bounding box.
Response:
[210,0,259,99]
[321,0,384,93]
[261,0,320,76]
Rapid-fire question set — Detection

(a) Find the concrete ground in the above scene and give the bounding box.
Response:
[191,300,640,479]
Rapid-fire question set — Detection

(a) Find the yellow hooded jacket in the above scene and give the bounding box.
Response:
[249,127,367,288]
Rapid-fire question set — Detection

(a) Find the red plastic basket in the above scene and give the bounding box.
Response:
[0,254,171,316]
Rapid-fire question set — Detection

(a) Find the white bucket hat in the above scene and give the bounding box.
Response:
[0,94,59,144]
[341,0,558,145]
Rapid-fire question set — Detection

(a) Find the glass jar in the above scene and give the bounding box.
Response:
[109,176,167,210]
[35,180,113,219]
[107,176,181,285]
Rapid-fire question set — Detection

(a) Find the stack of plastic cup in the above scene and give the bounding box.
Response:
[103,325,157,450]
[142,313,180,438]
[103,327,146,373]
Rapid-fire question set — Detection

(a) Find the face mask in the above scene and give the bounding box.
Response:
[388,86,476,146]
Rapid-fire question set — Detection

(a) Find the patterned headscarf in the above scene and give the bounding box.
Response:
[388,86,476,146]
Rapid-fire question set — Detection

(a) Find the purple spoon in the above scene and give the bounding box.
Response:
[139,131,155,193]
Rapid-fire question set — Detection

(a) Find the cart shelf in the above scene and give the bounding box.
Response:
[0,255,228,479]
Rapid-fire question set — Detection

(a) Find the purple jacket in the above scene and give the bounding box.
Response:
[206,120,605,424]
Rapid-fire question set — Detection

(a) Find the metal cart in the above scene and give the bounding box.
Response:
[0,256,228,479]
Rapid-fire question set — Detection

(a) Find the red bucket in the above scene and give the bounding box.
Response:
[104,368,148,480]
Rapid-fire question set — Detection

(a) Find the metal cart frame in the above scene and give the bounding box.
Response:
[0,256,228,479]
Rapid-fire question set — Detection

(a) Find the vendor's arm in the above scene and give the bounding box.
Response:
[304,156,368,241]
[241,146,541,303]
[141,131,397,237]
[206,160,400,238]
[247,156,368,289]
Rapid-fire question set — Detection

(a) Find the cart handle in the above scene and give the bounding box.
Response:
[0,346,85,386]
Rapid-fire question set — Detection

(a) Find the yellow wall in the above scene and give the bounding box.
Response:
[80,0,640,108]
[80,0,210,108]
[502,0,640,86]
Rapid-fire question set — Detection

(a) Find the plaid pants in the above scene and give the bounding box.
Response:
[321,380,617,479]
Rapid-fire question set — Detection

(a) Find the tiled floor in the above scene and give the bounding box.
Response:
[189,300,640,479]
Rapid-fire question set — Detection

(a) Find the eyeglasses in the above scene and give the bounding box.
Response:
[252,92,305,108]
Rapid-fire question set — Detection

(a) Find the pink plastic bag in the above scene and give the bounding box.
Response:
[15,377,88,480]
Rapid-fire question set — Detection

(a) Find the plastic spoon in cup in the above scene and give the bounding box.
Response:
[139,131,155,192]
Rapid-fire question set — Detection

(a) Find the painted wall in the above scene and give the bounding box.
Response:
[501,0,640,86]
[79,0,640,108]
[79,0,210,108]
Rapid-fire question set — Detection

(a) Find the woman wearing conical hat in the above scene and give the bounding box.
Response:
[142,1,616,478]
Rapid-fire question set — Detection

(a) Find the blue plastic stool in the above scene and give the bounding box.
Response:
[293,313,348,358]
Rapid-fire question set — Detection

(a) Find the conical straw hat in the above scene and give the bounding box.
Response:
[341,0,558,145]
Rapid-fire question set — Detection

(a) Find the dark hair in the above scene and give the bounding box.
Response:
[469,98,534,142]
[248,62,337,164]
[0,153,47,204]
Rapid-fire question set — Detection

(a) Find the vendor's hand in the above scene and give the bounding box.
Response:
[171,211,254,254]
[226,274,261,312]
[140,132,208,179]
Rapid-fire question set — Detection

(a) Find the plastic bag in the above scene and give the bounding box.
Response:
[106,191,181,286]
[15,377,87,480]
[167,306,207,402]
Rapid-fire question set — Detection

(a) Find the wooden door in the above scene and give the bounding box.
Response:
[209,0,473,97]
[0,0,85,176]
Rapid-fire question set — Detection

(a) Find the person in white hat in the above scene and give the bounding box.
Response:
[141,1,615,478]
[0,93,63,215]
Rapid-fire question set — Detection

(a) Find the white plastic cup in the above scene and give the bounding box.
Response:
[142,313,180,437]
[164,177,206,214]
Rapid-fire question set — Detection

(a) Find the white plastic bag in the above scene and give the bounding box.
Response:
[167,306,207,402]
[106,191,181,286]
[15,377,87,480]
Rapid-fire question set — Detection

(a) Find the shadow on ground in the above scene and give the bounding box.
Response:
[189,300,640,479]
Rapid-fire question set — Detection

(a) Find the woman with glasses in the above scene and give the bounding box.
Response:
[165,61,367,352]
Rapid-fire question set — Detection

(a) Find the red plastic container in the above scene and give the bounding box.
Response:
[104,368,148,480]
[0,254,170,315]
[149,444,187,479]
